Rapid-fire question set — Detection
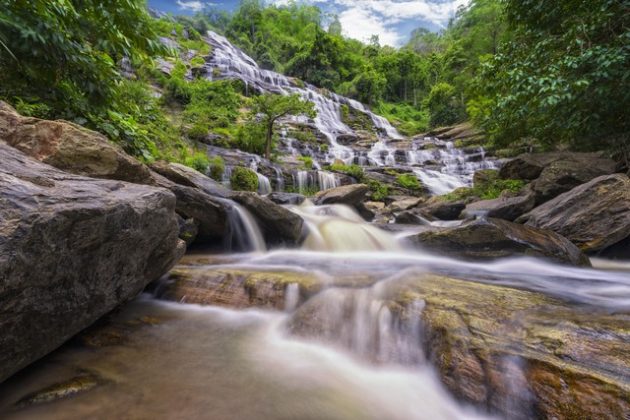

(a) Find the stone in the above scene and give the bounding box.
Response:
[463,188,536,222]
[531,157,618,204]
[499,152,616,182]
[418,197,466,220]
[388,196,424,213]
[149,161,231,198]
[0,143,184,382]
[408,217,590,266]
[232,192,305,246]
[314,184,370,206]
[267,192,306,205]
[154,266,322,310]
[0,101,152,184]
[518,174,630,253]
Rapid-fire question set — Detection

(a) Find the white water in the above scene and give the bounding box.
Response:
[293,170,340,193]
[205,31,402,164]
[224,200,266,252]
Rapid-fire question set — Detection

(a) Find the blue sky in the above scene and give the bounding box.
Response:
[148,0,468,47]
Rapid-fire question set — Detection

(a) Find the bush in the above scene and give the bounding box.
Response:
[396,173,422,190]
[426,83,466,128]
[329,163,364,181]
[367,180,389,201]
[208,156,225,181]
[298,156,313,169]
[441,178,526,201]
[234,122,267,155]
[230,166,259,191]
[184,151,210,173]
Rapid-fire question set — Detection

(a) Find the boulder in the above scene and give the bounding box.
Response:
[408,217,590,266]
[463,188,536,221]
[518,174,630,253]
[0,143,184,383]
[149,161,230,198]
[231,192,305,246]
[500,152,617,204]
[387,196,424,213]
[0,102,152,184]
[314,184,370,206]
[418,197,466,220]
[267,192,306,206]
[153,266,321,310]
[472,169,499,189]
[167,184,229,242]
[532,160,618,205]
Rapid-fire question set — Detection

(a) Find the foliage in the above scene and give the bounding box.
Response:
[230,166,259,191]
[426,83,466,128]
[298,156,314,170]
[367,180,389,202]
[396,174,422,190]
[442,178,525,201]
[248,93,316,158]
[328,163,364,180]
[476,0,629,154]
[0,0,162,150]
[184,151,210,173]
[208,156,225,181]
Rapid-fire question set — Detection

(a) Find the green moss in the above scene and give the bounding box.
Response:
[441,178,526,201]
[230,166,259,191]
[396,173,422,190]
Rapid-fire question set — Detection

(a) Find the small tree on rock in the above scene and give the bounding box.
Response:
[250,93,316,159]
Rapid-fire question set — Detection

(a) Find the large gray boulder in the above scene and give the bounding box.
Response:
[518,174,630,253]
[232,192,305,246]
[463,189,536,222]
[408,217,590,266]
[150,161,231,198]
[499,151,618,204]
[314,184,370,206]
[0,143,185,383]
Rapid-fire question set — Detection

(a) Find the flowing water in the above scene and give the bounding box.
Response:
[205,31,498,196]
[1,31,627,420]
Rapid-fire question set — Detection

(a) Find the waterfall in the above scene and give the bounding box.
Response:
[204,31,402,163]
[256,173,272,195]
[289,201,403,252]
[317,171,339,190]
[293,170,339,193]
[217,197,266,252]
[273,167,285,192]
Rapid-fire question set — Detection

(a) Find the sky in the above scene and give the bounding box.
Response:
[147,0,469,47]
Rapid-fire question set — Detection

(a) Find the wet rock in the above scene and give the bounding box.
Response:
[394,275,630,420]
[518,174,630,253]
[388,196,424,213]
[167,184,228,242]
[499,152,617,201]
[463,188,536,221]
[150,161,231,198]
[176,215,199,246]
[314,183,370,206]
[155,266,322,310]
[0,143,184,382]
[472,169,499,189]
[531,157,618,204]
[408,217,590,266]
[14,372,103,408]
[418,197,466,221]
[0,101,152,184]
[232,192,305,246]
[267,192,306,205]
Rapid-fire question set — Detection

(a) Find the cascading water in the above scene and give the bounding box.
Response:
[204,31,402,164]
[216,197,266,253]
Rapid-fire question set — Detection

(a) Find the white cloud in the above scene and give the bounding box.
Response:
[176,1,213,12]
[338,8,402,47]
[270,0,470,47]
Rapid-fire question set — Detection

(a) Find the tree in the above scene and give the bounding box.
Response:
[328,15,342,36]
[478,0,629,155]
[250,93,316,159]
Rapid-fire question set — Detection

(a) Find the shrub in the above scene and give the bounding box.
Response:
[367,180,389,202]
[208,156,225,181]
[396,174,422,190]
[234,122,267,155]
[426,82,466,128]
[298,156,313,169]
[184,151,210,173]
[230,166,259,191]
[329,163,364,181]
